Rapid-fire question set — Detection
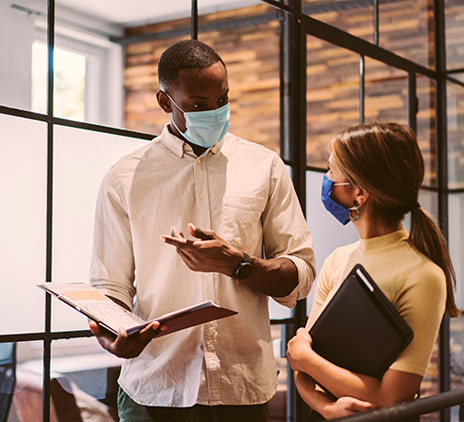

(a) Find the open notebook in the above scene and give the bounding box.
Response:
[309,264,414,379]
[38,283,238,336]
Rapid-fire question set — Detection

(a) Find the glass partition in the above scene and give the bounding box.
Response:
[447,81,464,190]
[0,0,47,113]
[417,75,437,188]
[446,0,464,71]
[305,171,358,314]
[364,58,408,124]
[52,125,148,332]
[379,0,433,69]
[306,37,359,168]
[0,115,47,335]
[302,0,374,43]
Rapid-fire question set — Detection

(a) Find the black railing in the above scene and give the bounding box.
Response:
[331,388,464,422]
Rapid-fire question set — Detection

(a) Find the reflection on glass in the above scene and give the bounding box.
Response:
[199,3,280,153]
[0,115,47,335]
[445,0,464,71]
[302,0,373,43]
[447,82,464,189]
[379,0,433,69]
[307,37,359,168]
[52,125,148,332]
[270,324,288,420]
[365,57,408,124]
[10,341,45,420]
[50,337,123,418]
[0,0,47,112]
[417,75,436,187]
[450,315,464,421]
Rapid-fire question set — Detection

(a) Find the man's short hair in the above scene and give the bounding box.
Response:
[158,40,226,90]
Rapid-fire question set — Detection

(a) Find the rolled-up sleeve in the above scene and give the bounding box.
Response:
[262,155,316,308]
[89,168,136,310]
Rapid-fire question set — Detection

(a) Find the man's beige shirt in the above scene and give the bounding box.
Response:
[90,125,315,407]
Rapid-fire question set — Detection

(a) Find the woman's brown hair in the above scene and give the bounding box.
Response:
[332,121,460,317]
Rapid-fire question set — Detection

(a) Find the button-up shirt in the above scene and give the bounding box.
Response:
[90,124,315,407]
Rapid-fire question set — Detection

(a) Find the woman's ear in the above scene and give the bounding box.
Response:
[353,185,369,208]
[156,90,172,113]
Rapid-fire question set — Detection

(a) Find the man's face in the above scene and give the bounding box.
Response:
[158,61,229,135]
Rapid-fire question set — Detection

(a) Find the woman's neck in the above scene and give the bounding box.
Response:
[354,211,403,240]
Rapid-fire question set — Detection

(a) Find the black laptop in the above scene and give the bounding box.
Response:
[309,263,413,379]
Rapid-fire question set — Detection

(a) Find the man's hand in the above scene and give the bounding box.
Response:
[160,223,243,275]
[324,396,379,419]
[89,320,162,359]
[286,327,313,371]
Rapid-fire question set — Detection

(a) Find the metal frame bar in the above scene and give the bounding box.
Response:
[434,1,451,420]
[191,0,198,40]
[331,387,464,422]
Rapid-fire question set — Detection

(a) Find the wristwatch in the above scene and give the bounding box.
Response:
[232,252,254,280]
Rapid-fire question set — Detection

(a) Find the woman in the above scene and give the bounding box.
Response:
[286,122,460,420]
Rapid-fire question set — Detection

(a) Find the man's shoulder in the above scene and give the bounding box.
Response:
[109,137,158,172]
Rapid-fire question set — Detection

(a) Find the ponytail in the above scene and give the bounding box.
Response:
[409,207,460,317]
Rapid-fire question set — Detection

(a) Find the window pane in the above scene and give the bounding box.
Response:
[305,171,358,315]
[364,57,408,124]
[49,337,122,418]
[52,125,148,332]
[379,0,433,69]
[447,81,464,189]
[0,0,47,112]
[303,0,374,43]
[13,341,45,419]
[450,193,464,310]
[446,0,464,71]
[307,37,359,168]
[199,3,280,153]
[0,115,47,335]
[451,74,464,84]
[417,76,437,187]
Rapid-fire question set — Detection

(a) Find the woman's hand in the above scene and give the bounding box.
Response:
[324,396,379,420]
[286,327,313,371]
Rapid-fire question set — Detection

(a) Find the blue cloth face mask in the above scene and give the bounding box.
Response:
[321,174,354,225]
[164,91,230,149]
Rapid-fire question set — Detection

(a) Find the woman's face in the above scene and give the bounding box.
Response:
[326,152,355,208]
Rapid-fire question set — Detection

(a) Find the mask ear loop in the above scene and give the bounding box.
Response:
[348,200,361,221]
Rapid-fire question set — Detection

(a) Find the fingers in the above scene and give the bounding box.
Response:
[188,223,215,240]
[348,398,379,412]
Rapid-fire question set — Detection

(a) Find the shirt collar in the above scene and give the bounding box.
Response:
[158,124,226,158]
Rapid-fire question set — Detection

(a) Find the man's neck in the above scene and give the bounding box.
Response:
[167,124,206,157]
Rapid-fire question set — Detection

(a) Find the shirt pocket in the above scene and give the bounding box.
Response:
[220,196,266,252]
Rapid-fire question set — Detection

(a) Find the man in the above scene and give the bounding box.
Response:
[89,39,315,422]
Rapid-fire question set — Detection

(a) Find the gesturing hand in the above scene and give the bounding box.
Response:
[161,223,243,275]
[89,320,161,359]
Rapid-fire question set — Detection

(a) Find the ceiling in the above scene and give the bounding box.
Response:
[56,0,261,26]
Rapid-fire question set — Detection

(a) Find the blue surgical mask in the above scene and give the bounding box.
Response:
[164,91,230,148]
[321,174,353,225]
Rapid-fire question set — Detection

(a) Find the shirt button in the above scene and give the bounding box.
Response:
[199,193,204,199]
[196,158,201,164]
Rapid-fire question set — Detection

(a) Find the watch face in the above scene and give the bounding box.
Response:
[237,262,253,279]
